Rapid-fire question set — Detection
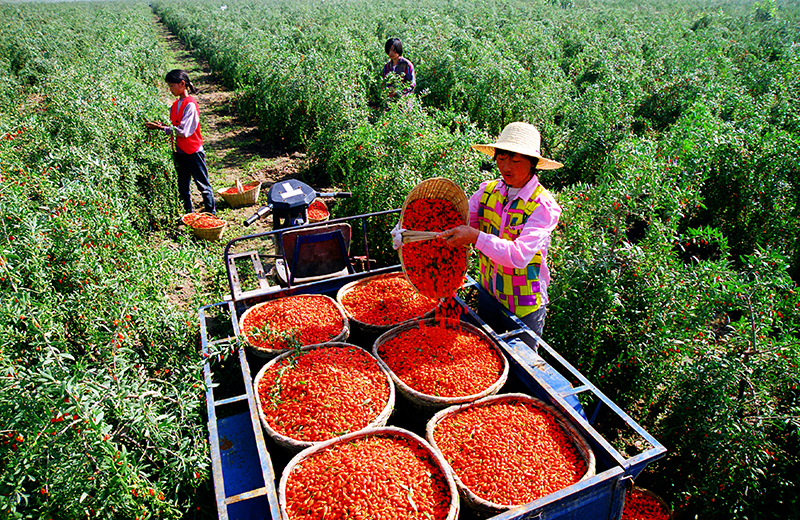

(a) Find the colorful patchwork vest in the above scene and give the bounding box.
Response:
[477,180,546,317]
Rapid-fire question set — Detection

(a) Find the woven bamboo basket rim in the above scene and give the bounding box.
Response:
[253,342,396,453]
[626,487,674,520]
[336,272,439,333]
[398,178,469,299]
[307,198,330,223]
[191,224,227,241]
[372,318,509,411]
[238,294,350,358]
[425,392,597,515]
[181,212,225,229]
[181,212,227,241]
[278,426,459,520]
[218,180,261,208]
[399,177,469,224]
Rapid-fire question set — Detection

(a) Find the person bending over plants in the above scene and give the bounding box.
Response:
[145,69,216,215]
[439,122,563,340]
[382,37,416,98]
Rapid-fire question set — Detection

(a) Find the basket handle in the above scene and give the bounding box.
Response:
[401,230,440,244]
[236,178,243,193]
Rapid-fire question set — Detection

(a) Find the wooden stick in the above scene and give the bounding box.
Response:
[401,230,440,244]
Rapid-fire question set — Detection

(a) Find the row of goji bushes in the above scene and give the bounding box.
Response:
[149,0,800,517]
[0,3,222,518]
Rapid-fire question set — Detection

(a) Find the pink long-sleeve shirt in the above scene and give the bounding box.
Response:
[469,175,562,305]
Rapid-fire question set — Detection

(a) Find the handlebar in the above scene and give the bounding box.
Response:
[243,205,271,227]
[316,191,352,199]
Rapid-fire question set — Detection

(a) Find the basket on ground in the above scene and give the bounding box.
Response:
[622,487,674,520]
[426,392,596,516]
[253,342,395,453]
[279,427,459,520]
[181,212,227,241]
[218,179,261,208]
[398,177,469,299]
[336,272,438,335]
[372,318,508,411]
[238,294,349,357]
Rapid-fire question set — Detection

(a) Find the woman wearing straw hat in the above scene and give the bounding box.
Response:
[439,122,562,340]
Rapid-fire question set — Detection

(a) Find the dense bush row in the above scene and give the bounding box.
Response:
[151,0,800,517]
[0,3,218,518]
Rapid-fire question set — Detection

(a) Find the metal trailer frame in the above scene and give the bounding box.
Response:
[199,211,666,520]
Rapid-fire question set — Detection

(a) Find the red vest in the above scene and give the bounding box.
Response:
[170,96,203,154]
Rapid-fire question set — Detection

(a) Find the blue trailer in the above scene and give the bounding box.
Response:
[199,210,666,520]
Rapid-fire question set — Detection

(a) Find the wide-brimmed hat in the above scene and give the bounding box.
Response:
[471,122,563,170]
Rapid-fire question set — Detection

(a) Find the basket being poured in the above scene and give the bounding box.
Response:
[399,177,469,299]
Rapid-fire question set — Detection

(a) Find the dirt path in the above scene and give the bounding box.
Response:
[154,17,304,236]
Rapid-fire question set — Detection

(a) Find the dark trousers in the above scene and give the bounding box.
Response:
[173,150,215,214]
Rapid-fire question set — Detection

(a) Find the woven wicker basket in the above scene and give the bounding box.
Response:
[181,212,227,241]
[372,318,509,412]
[425,393,596,516]
[625,488,674,520]
[336,272,438,335]
[253,342,395,453]
[398,177,469,299]
[218,179,261,208]
[238,294,350,358]
[278,427,459,520]
[307,198,330,223]
[400,177,470,222]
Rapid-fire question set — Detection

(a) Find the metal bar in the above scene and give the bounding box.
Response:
[360,215,371,272]
[456,276,667,474]
[222,209,401,302]
[213,394,249,407]
[223,486,269,505]
[199,302,231,520]
[229,302,283,520]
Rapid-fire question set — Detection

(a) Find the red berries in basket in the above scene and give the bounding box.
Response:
[401,198,467,298]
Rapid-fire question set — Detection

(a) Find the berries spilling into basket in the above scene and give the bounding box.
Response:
[431,397,589,506]
[221,181,260,195]
[284,432,453,520]
[622,488,672,520]
[240,295,346,352]
[307,199,329,221]
[340,273,438,327]
[182,213,226,229]
[377,320,504,398]
[257,346,391,442]
[401,198,467,298]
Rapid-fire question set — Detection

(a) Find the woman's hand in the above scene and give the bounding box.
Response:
[144,121,166,130]
[438,225,479,248]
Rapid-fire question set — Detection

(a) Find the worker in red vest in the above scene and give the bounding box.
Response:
[146,69,216,215]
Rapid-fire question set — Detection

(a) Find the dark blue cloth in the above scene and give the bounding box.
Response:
[173,150,215,214]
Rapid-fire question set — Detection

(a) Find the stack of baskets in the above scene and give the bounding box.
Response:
[218,179,261,208]
[181,212,227,241]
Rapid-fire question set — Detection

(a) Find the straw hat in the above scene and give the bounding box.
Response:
[471,122,563,170]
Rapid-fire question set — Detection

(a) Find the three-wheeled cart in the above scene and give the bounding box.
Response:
[198,209,666,520]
